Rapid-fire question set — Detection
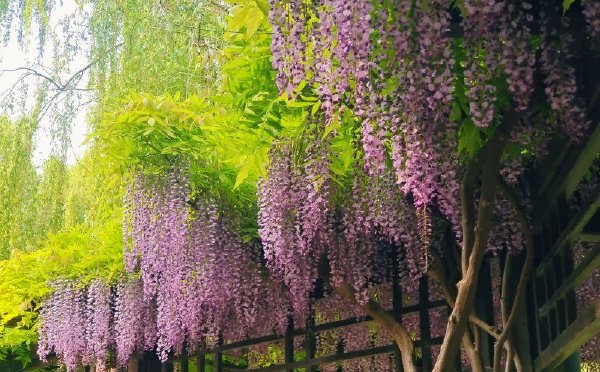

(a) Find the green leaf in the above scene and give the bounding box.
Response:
[311,101,321,115]
[457,118,481,156]
[322,116,340,139]
[382,76,399,96]
[227,4,251,33]
[287,101,315,108]
[450,102,462,122]
[255,0,269,17]
[234,158,251,189]
[562,0,575,13]
[245,7,264,39]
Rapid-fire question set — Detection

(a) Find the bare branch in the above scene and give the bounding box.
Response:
[0,66,63,90]
[434,109,518,372]
[492,179,535,372]
[335,284,417,372]
[461,163,478,275]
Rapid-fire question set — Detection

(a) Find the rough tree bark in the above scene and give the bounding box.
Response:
[335,284,417,372]
[427,252,486,372]
[433,111,517,372]
[493,179,534,372]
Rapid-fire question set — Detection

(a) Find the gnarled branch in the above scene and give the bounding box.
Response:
[493,179,535,372]
[335,284,416,372]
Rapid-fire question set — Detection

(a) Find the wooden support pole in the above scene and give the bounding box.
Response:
[418,276,432,371]
[392,248,404,372]
[127,357,140,372]
[284,317,294,372]
[306,306,317,372]
[181,355,189,372]
[215,335,223,372]
[197,352,205,372]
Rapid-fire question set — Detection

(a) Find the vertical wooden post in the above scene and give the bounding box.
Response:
[180,355,189,372]
[197,351,205,372]
[336,338,344,372]
[392,267,404,372]
[391,245,405,372]
[284,317,294,372]
[214,334,223,372]
[306,305,317,372]
[476,259,495,367]
[418,276,432,371]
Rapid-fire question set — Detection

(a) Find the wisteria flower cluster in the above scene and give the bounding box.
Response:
[123,169,292,360]
[582,0,600,44]
[540,13,591,143]
[38,280,110,372]
[41,168,295,370]
[258,139,332,316]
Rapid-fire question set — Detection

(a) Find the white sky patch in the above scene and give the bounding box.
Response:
[0,0,93,168]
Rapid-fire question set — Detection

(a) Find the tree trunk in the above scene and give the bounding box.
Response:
[433,111,516,371]
[336,285,417,372]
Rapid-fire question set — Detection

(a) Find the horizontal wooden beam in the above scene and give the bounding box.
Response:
[244,337,445,372]
[580,233,600,242]
[539,243,600,317]
[564,122,600,199]
[534,297,600,371]
[244,345,396,372]
[218,300,447,352]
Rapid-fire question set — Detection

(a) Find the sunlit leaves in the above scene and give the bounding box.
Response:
[0,219,124,352]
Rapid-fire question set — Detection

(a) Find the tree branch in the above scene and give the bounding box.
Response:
[461,162,478,275]
[426,252,500,340]
[492,179,535,372]
[335,284,416,372]
[434,110,518,372]
[0,67,63,90]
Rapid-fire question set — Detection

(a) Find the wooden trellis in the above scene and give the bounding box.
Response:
[527,125,600,370]
[128,275,452,372]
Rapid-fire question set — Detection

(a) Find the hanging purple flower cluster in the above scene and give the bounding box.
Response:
[330,166,423,298]
[486,195,526,255]
[582,0,600,44]
[540,14,591,143]
[462,1,535,127]
[114,277,156,366]
[38,280,109,371]
[41,165,298,370]
[85,280,114,371]
[268,0,589,250]
[123,169,292,360]
[462,0,502,128]
[258,137,332,316]
[269,0,307,96]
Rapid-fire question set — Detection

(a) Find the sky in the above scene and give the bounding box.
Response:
[0,0,92,168]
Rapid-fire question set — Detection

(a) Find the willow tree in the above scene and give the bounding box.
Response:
[0,115,38,258]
